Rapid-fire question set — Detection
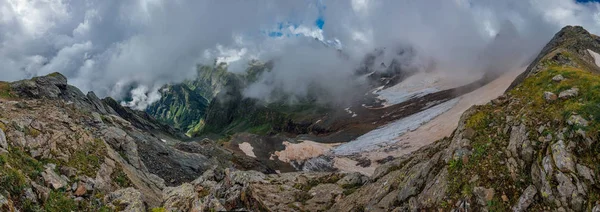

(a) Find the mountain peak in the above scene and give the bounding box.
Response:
[508,25,600,90]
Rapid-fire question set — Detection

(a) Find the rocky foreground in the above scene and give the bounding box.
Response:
[2,25,600,211]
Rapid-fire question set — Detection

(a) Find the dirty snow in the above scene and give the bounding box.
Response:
[333,98,459,155]
[332,67,526,175]
[374,71,481,106]
[239,142,256,158]
[275,140,338,163]
[588,49,600,67]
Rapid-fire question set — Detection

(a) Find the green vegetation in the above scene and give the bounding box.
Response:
[445,52,600,210]
[44,191,78,212]
[0,82,14,99]
[64,139,106,177]
[151,208,168,212]
[111,165,133,188]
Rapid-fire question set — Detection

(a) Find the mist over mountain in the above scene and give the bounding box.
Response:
[2,0,600,109]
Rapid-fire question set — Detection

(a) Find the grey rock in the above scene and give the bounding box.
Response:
[86,91,109,114]
[162,183,195,212]
[559,88,579,99]
[42,166,68,190]
[11,72,68,99]
[567,115,589,127]
[555,172,576,208]
[512,185,537,212]
[336,172,368,187]
[473,187,494,207]
[537,125,545,135]
[552,74,565,82]
[543,91,557,102]
[508,124,527,158]
[0,128,6,150]
[59,166,78,178]
[551,140,576,173]
[24,188,37,203]
[105,188,145,212]
[576,164,595,184]
[31,182,50,201]
[521,139,534,163]
[397,161,434,202]
[227,169,266,185]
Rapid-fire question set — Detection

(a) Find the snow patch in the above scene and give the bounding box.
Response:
[239,142,256,158]
[333,98,459,155]
[377,87,439,105]
[345,107,358,118]
[588,49,600,68]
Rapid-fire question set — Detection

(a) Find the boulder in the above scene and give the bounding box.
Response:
[105,188,145,212]
[74,184,87,197]
[576,164,595,183]
[543,92,557,102]
[558,88,579,99]
[567,115,589,127]
[162,183,195,212]
[336,172,368,188]
[0,128,6,150]
[551,140,576,173]
[473,187,495,207]
[552,74,565,82]
[512,185,537,212]
[42,166,68,190]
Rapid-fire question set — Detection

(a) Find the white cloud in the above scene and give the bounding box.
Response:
[1,0,600,109]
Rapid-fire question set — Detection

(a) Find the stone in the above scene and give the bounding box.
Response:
[336,172,368,188]
[463,128,476,139]
[552,74,565,82]
[558,88,579,99]
[162,183,195,212]
[551,140,576,173]
[543,91,557,102]
[42,166,68,190]
[512,185,537,212]
[576,164,595,184]
[537,126,545,135]
[473,187,494,206]
[74,184,87,196]
[104,188,145,212]
[555,172,576,207]
[31,182,50,201]
[0,128,6,150]
[304,184,344,211]
[24,188,37,203]
[567,115,589,127]
[59,166,78,178]
[508,124,527,158]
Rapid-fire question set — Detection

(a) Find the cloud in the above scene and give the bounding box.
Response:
[1,0,600,109]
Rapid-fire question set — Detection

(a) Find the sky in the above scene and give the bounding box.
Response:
[2,0,600,109]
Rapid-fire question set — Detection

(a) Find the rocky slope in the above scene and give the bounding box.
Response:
[0,73,272,211]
